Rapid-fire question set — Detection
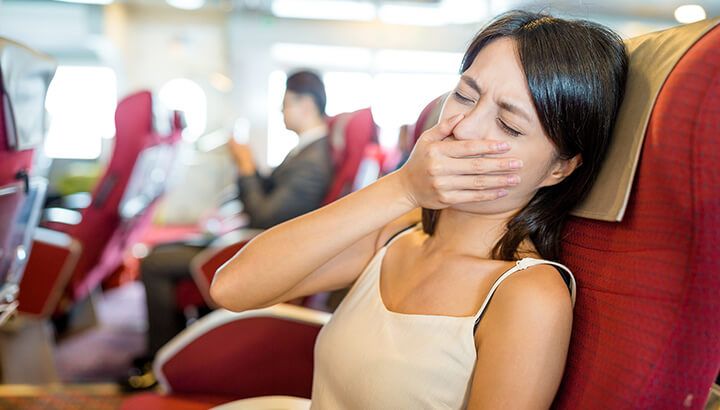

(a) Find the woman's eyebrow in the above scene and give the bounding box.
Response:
[498,100,531,123]
[460,75,482,94]
[461,75,531,122]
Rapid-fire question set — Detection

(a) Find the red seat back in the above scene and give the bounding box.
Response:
[322,108,377,205]
[63,91,181,301]
[0,38,55,313]
[554,24,720,409]
[411,93,446,144]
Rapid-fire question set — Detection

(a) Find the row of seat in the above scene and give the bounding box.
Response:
[0,36,386,382]
[0,16,718,409]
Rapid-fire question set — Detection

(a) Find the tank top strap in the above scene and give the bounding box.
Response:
[473,257,577,328]
[382,222,422,248]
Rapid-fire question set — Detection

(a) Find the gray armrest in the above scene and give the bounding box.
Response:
[42,207,82,226]
[60,192,92,210]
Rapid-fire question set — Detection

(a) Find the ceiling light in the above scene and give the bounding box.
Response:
[674,5,706,24]
[166,0,206,10]
[271,0,376,22]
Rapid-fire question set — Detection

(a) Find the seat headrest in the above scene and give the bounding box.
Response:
[572,17,720,222]
[0,37,56,151]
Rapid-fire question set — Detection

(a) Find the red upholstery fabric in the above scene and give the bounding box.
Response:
[159,317,320,398]
[0,39,54,312]
[119,392,231,410]
[554,26,720,409]
[177,240,249,310]
[62,91,158,300]
[411,93,445,144]
[18,235,79,317]
[0,59,34,278]
[322,108,377,205]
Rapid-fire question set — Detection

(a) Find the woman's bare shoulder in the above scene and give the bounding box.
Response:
[477,262,573,339]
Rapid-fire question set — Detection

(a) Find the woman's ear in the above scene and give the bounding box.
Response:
[539,154,582,188]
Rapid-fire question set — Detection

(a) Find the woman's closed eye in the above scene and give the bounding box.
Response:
[497,118,522,137]
[452,91,475,105]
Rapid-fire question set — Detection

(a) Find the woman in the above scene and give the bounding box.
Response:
[211,10,628,409]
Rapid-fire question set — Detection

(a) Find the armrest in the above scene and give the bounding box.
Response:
[41,207,82,227]
[60,192,92,210]
[189,231,261,307]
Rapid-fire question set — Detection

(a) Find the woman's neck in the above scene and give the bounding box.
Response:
[422,207,520,259]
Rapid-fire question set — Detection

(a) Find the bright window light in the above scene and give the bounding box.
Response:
[378,4,443,26]
[271,0,376,21]
[158,78,207,142]
[374,49,463,73]
[372,73,458,146]
[440,0,487,25]
[267,70,297,167]
[54,0,114,4]
[322,72,373,116]
[674,5,706,23]
[44,66,117,160]
[166,0,205,10]
[271,43,372,70]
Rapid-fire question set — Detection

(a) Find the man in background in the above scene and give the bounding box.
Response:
[123,70,333,390]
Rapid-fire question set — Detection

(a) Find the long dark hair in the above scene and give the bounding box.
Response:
[422,10,628,261]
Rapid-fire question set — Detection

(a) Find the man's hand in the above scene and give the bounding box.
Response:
[228,138,257,176]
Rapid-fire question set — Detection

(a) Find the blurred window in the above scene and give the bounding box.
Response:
[43,66,117,159]
[158,78,207,142]
[267,70,297,167]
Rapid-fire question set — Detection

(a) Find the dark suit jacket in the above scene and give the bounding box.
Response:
[237,137,333,229]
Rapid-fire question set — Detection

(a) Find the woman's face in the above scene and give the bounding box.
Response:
[440,36,575,214]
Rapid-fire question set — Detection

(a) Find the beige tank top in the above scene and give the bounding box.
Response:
[310,226,576,409]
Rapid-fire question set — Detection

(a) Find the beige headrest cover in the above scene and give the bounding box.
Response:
[571,17,720,221]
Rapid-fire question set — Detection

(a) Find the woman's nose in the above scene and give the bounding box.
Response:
[451,106,490,141]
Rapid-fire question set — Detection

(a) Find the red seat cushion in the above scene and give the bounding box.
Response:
[120,392,232,410]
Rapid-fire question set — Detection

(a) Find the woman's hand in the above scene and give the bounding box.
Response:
[396,113,523,209]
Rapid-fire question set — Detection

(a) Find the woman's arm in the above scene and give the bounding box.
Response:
[466,265,574,409]
[211,173,416,311]
[210,113,520,312]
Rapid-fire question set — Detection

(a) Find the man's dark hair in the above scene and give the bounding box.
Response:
[286,70,327,116]
[422,10,629,261]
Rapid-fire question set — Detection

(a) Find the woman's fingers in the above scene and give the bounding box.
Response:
[430,157,523,176]
[434,138,511,158]
[432,174,521,191]
[421,113,464,142]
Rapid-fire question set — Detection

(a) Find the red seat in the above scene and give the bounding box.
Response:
[411,93,446,144]
[0,38,56,323]
[121,304,330,409]
[178,230,261,310]
[18,91,181,318]
[322,107,378,205]
[553,22,720,409]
